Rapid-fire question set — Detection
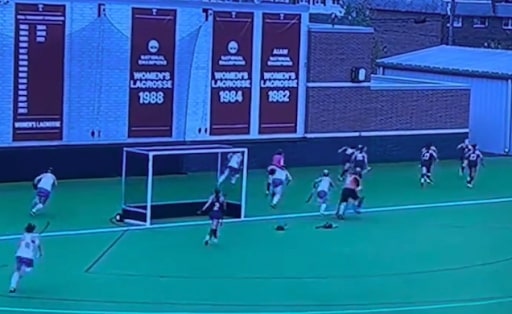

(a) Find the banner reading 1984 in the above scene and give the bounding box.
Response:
[128,8,176,138]
[210,11,254,135]
[259,13,301,134]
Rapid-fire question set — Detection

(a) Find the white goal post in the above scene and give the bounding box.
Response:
[120,144,249,226]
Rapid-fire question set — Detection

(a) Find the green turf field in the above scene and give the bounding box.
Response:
[0,158,511,314]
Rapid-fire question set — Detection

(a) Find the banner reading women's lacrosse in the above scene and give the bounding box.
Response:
[259,13,301,135]
[210,11,254,135]
[128,8,176,138]
[12,4,66,141]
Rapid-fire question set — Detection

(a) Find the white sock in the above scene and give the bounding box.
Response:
[320,203,327,213]
[272,194,281,205]
[217,170,230,185]
[10,272,20,289]
[33,203,43,213]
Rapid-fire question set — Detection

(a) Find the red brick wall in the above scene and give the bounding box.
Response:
[308,30,373,82]
[370,10,444,57]
[306,87,470,133]
[453,17,512,49]
[370,10,512,53]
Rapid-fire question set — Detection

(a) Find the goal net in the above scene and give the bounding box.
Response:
[120,144,248,226]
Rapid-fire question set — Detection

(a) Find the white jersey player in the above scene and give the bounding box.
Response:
[268,165,292,208]
[218,153,243,185]
[314,170,335,215]
[31,168,57,216]
[9,223,42,293]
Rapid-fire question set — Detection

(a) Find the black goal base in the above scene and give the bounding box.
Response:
[122,201,242,223]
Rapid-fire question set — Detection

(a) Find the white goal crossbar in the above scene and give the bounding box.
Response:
[124,144,233,155]
[121,144,249,226]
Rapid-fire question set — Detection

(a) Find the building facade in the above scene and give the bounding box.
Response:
[300,0,512,53]
[377,45,512,154]
[449,0,512,49]
[0,0,470,182]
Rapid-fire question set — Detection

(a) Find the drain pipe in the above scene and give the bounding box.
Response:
[506,79,512,154]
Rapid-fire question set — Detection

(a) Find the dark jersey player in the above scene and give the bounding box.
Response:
[198,188,226,246]
[335,168,364,220]
[337,146,356,180]
[351,145,370,176]
[420,144,438,187]
[465,144,483,188]
[457,139,472,176]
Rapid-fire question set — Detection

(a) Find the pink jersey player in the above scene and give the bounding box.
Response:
[266,150,285,195]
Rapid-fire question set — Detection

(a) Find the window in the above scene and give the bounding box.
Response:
[312,0,326,5]
[503,18,512,30]
[473,17,488,28]
[447,16,462,27]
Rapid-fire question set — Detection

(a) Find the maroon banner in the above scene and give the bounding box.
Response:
[210,11,253,135]
[259,13,301,134]
[128,8,176,138]
[13,4,65,141]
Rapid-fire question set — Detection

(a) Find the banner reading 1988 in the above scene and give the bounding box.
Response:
[210,11,254,135]
[128,8,176,138]
[259,13,301,134]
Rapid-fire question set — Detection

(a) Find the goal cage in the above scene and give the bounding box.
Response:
[120,144,248,226]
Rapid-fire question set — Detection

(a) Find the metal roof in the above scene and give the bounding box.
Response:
[377,45,512,79]
[453,1,495,16]
[496,3,512,17]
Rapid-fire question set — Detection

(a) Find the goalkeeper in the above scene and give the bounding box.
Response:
[198,188,226,246]
[217,152,243,186]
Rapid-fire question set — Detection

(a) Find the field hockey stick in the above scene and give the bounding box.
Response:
[39,221,51,235]
[305,190,314,203]
[33,221,50,260]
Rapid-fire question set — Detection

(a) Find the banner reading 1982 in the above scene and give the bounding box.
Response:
[210,11,254,135]
[128,8,176,138]
[13,3,66,141]
[259,13,301,134]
